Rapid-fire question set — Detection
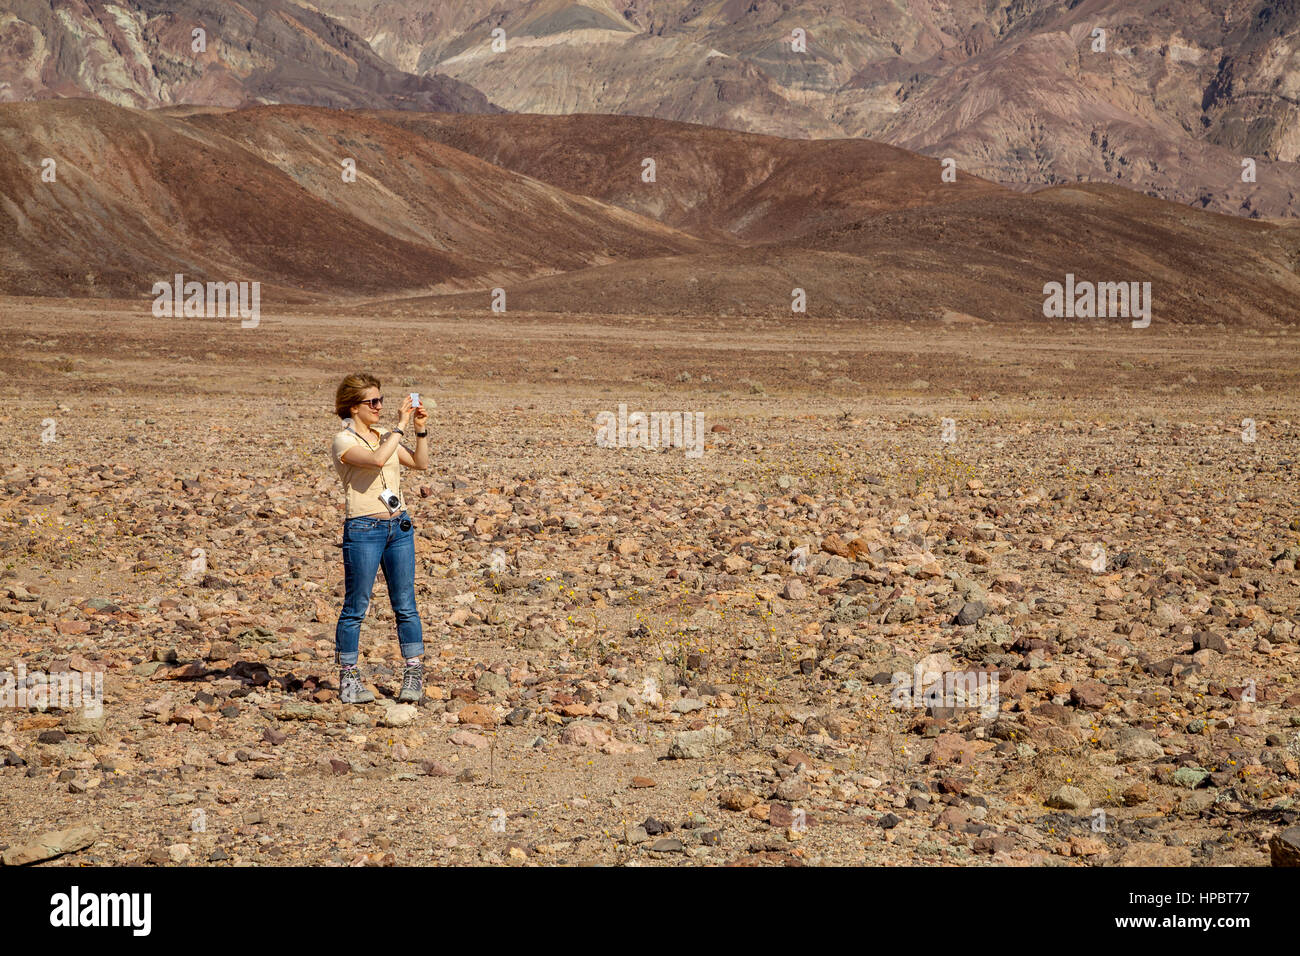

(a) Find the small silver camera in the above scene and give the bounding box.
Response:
[378,487,400,513]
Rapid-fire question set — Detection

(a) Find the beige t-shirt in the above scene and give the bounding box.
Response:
[331,425,405,518]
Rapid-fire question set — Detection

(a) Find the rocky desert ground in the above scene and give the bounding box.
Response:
[3,299,1299,867]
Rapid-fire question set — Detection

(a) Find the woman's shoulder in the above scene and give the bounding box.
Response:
[331,427,359,452]
[331,425,387,450]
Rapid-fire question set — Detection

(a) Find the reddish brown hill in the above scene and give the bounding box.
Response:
[791,184,1300,324]
[0,99,706,298]
[182,105,708,278]
[399,185,1300,325]
[370,111,1009,243]
[1,100,1296,325]
[0,99,464,298]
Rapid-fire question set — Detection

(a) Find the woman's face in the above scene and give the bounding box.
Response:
[350,386,382,428]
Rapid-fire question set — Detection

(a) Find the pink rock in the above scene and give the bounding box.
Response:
[936,806,969,828]
[449,730,488,749]
[560,723,610,748]
[600,737,645,755]
[168,704,204,725]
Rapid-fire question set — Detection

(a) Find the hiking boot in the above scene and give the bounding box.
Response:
[339,664,374,704]
[397,660,424,704]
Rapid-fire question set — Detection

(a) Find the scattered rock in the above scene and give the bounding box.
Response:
[457,704,496,727]
[1173,767,1210,789]
[1,825,98,866]
[278,701,326,721]
[1045,785,1090,811]
[379,704,419,728]
[449,730,488,749]
[667,727,733,759]
[1270,827,1300,867]
[1192,631,1229,654]
[781,579,807,600]
[719,788,759,811]
[650,838,684,853]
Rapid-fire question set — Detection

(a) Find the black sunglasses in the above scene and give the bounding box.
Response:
[357,397,383,409]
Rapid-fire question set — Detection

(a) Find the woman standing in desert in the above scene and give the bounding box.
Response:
[330,374,430,704]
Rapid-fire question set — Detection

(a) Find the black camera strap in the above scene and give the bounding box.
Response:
[343,419,381,451]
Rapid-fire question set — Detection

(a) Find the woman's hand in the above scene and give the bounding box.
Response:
[397,395,414,431]
[405,397,431,470]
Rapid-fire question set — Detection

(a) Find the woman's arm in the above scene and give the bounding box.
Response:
[397,444,422,470]
[339,399,414,468]
[406,403,430,470]
[398,434,430,469]
[340,432,403,469]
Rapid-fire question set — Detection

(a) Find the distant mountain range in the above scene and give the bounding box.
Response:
[0,0,496,113]
[4,0,1295,218]
[1,1,1298,324]
[2,99,1296,325]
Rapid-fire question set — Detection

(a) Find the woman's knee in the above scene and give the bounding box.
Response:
[339,594,370,619]
[388,587,418,617]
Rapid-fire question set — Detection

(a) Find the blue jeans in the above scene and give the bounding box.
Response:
[335,511,424,665]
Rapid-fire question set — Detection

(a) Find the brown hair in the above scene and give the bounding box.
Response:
[334,373,381,419]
